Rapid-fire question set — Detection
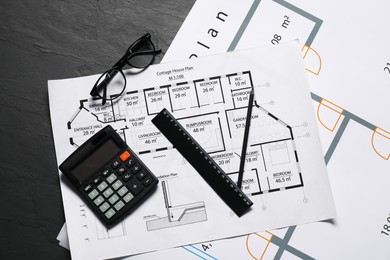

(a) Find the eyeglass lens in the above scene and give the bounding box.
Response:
[127,37,157,68]
[94,68,126,102]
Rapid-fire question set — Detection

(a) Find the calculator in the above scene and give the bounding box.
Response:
[59,125,159,226]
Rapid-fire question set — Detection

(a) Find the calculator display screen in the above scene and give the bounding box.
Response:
[72,139,120,183]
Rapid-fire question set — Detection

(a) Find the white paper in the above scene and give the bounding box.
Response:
[49,42,335,259]
[56,223,70,250]
[157,0,390,259]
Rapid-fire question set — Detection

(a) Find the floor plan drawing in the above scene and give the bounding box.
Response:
[66,70,305,200]
[49,42,335,259]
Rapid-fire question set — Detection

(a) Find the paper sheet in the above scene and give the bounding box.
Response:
[156,0,390,259]
[49,41,335,259]
[56,223,70,250]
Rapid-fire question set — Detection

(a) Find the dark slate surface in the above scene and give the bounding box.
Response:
[0,0,194,259]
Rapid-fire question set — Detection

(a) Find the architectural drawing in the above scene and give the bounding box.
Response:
[66,71,305,199]
[157,0,390,259]
[146,180,207,231]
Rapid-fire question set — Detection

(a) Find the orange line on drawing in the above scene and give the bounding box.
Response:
[246,232,274,260]
[320,102,343,114]
[371,127,390,160]
[260,239,272,260]
[321,98,344,111]
[301,45,323,75]
[316,99,344,132]
[301,45,310,59]
[253,232,271,241]
[375,127,390,139]
[246,235,258,260]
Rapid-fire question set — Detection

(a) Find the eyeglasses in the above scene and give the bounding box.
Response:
[90,33,162,105]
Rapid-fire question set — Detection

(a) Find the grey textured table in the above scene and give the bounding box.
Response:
[0,1,194,258]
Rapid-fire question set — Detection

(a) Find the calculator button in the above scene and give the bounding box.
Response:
[114,200,125,211]
[84,184,93,192]
[103,187,114,198]
[131,164,141,174]
[99,202,110,213]
[127,179,144,195]
[106,173,117,184]
[88,189,99,200]
[112,160,121,169]
[142,176,153,187]
[136,171,147,180]
[101,168,111,177]
[112,180,123,190]
[117,166,127,175]
[120,151,131,162]
[108,194,119,205]
[93,196,104,206]
[92,176,102,185]
[97,181,108,192]
[122,172,133,182]
[118,186,129,197]
[127,158,136,167]
[123,193,134,203]
[105,208,116,219]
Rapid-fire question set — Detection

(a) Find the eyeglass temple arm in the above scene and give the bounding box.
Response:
[102,82,107,104]
[90,69,118,96]
[126,49,162,61]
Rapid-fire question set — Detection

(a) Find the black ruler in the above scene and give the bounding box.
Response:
[152,108,253,217]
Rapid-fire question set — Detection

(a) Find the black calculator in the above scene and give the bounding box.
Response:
[59,125,159,226]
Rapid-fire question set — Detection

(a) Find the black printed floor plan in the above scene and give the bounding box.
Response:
[67,71,303,196]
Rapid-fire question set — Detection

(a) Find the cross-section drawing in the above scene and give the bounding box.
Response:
[146,180,207,231]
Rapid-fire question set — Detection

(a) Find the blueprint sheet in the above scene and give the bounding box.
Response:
[49,42,335,259]
[141,0,389,259]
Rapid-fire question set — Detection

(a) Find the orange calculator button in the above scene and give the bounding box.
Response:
[120,151,131,161]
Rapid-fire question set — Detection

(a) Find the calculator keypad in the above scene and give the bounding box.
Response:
[123,193,134,203]
[84,150,157,222]
[114,200,125,211]
[84,184,93,192]
[99,202,110,213]
[108,194,119,204]
[137,171,147,180]
[106,173,117,184]
[112,160,121,169]
[117,166,127,175]
[105,208,116,219]
[131,165,141,174]
[127,179,144,195]
[122,172,133,182]
[97,181,108,192]
[103,187,114,198]
[102,168,111,177]
[94,196,104,206]
[118,186,128,197]
[112,180,123,190]
[88,189,99,200]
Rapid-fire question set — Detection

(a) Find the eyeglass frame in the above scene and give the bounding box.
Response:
[90,33,162,105]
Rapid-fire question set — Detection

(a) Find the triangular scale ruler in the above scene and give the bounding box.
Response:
[152,108,253,217]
